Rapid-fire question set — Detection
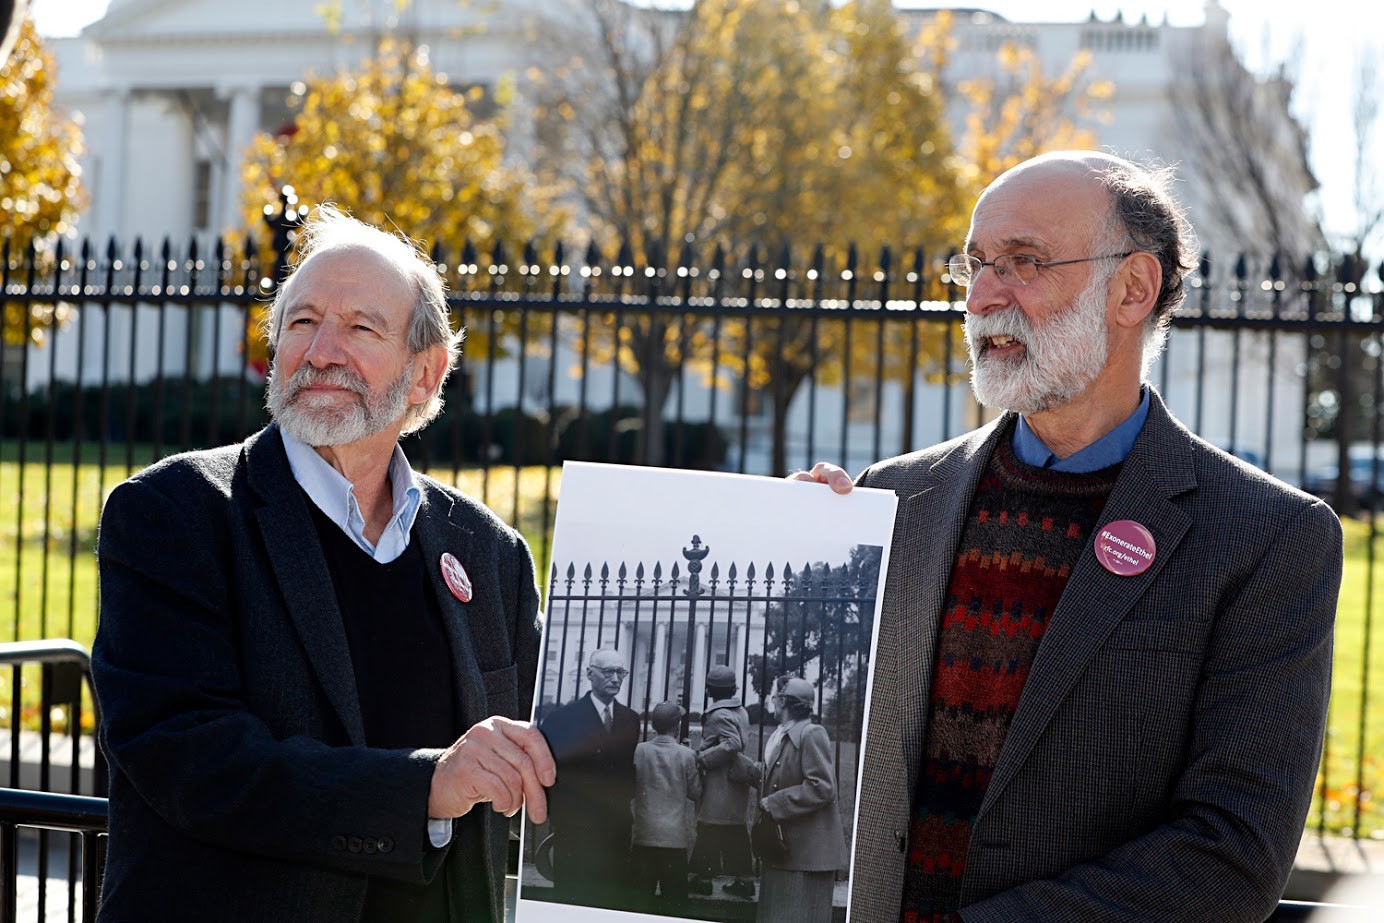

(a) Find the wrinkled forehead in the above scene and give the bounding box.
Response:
[966,160,1110,253]
[283,244,414,307]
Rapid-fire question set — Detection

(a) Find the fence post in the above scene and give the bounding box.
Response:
[679,535,709,739]
[262,185,304,291]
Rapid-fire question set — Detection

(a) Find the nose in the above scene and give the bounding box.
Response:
[303,320,346,368]
[964,267,1009,317]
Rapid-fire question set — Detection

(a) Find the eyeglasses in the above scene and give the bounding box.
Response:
[591,667,628,679]
[946,252,1133,288]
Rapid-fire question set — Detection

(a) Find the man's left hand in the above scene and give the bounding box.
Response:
[428,716,556,823]
[788,461,854,495]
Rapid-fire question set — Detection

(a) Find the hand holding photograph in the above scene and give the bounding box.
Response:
[516,462,898,923]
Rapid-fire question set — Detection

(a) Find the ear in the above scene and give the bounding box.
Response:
[1110,251,1161,330]
[409,344,450,406]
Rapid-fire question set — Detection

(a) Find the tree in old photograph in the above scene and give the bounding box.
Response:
[747,543,883,739]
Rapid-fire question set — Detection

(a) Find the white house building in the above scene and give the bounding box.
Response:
[34,0,1322,479]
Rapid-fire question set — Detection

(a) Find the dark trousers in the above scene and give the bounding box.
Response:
[553,835,631,910]
[633,844,690,914]
[691,821,753,879]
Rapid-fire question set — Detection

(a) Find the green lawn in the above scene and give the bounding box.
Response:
[1311,516,1384,839]
[1,446,1380,838]
[0,449,559,644]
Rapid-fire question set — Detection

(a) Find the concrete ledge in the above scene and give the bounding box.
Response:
[0,729,101,795]
[1286,831,1384,903]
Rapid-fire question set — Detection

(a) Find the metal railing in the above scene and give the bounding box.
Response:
[0,642,104,922]
[0,789,105,923]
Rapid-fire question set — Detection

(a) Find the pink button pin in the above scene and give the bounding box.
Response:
[440,552,473,603]
[1094,520,1156,577]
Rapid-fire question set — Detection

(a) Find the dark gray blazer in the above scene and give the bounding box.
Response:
[849,391,1342,922]
[92,424,541,922]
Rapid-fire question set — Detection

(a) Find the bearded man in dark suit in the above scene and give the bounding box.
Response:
[93,206,555,922]
[538,648,641,909]
[798,151,1342,923]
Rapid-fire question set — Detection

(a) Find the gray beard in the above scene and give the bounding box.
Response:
[963,273,1110,414]
[266,361,413,447]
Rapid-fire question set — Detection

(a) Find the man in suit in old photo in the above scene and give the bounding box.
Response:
[538,648,641,908]
[798,151,1342,922]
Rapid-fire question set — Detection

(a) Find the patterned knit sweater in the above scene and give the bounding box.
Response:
[900,436,1120,923]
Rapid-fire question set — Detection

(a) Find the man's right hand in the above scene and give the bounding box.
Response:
[788,462,854,495]
[428,716,556,823]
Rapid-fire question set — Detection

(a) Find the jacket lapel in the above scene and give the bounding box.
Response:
[412,485,488,734]
[246,426,367,744]
[978,393,1197,817]
[891,421,1006,792]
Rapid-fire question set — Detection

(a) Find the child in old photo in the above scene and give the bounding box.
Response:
[632,702,703,915]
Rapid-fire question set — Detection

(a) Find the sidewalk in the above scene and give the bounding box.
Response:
[12,831,1384,922]
[1287,831,1384,903]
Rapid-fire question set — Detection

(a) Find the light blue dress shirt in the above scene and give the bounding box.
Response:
[279,429,422,563]
[278,429,452,847]
[1012,387,1151,473]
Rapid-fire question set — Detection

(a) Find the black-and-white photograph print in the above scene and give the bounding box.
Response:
[517,462,897,923]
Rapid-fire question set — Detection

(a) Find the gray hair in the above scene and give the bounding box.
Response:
[1090,158,1199,375]
[265,205,463,435]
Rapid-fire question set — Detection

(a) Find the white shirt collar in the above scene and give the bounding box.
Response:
[279,428,422,563]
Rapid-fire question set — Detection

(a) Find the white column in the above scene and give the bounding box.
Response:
[736,613,751,687]
[217,83,261,234]
[652,621,669,701]
[691,620,709,709]
[95,88,131,238]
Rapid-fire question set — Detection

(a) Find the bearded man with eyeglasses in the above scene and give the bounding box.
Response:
[796,151,1342,922]
[537,648,641,909]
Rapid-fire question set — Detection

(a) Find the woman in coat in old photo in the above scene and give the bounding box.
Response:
[754,676,847,923]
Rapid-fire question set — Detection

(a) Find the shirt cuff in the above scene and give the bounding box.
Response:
[427,817,453,848]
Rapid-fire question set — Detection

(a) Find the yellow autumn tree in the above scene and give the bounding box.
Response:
[1,15,87,344]
[528,0,970,469]
[241,40,554,247]
[239,37,567,371]
[938,9,1115,191]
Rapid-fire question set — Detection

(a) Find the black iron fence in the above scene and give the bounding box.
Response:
[2,227,1383,860]
[0,641,104,922]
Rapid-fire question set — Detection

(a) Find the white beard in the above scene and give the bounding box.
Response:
[963,273,1111,414]
[266,360,413,446]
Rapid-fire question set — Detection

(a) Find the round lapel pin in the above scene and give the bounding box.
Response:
[440,552,473,603]
[1094,520,1156,577]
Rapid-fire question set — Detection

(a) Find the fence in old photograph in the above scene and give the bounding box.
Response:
[538,536,880,777]
[2,221,1383,883]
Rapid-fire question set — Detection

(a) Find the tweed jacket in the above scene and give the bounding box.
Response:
[847,390,1342,922]
[760,719,848,873]
[92,424,541,923]
[697,697,753,825]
